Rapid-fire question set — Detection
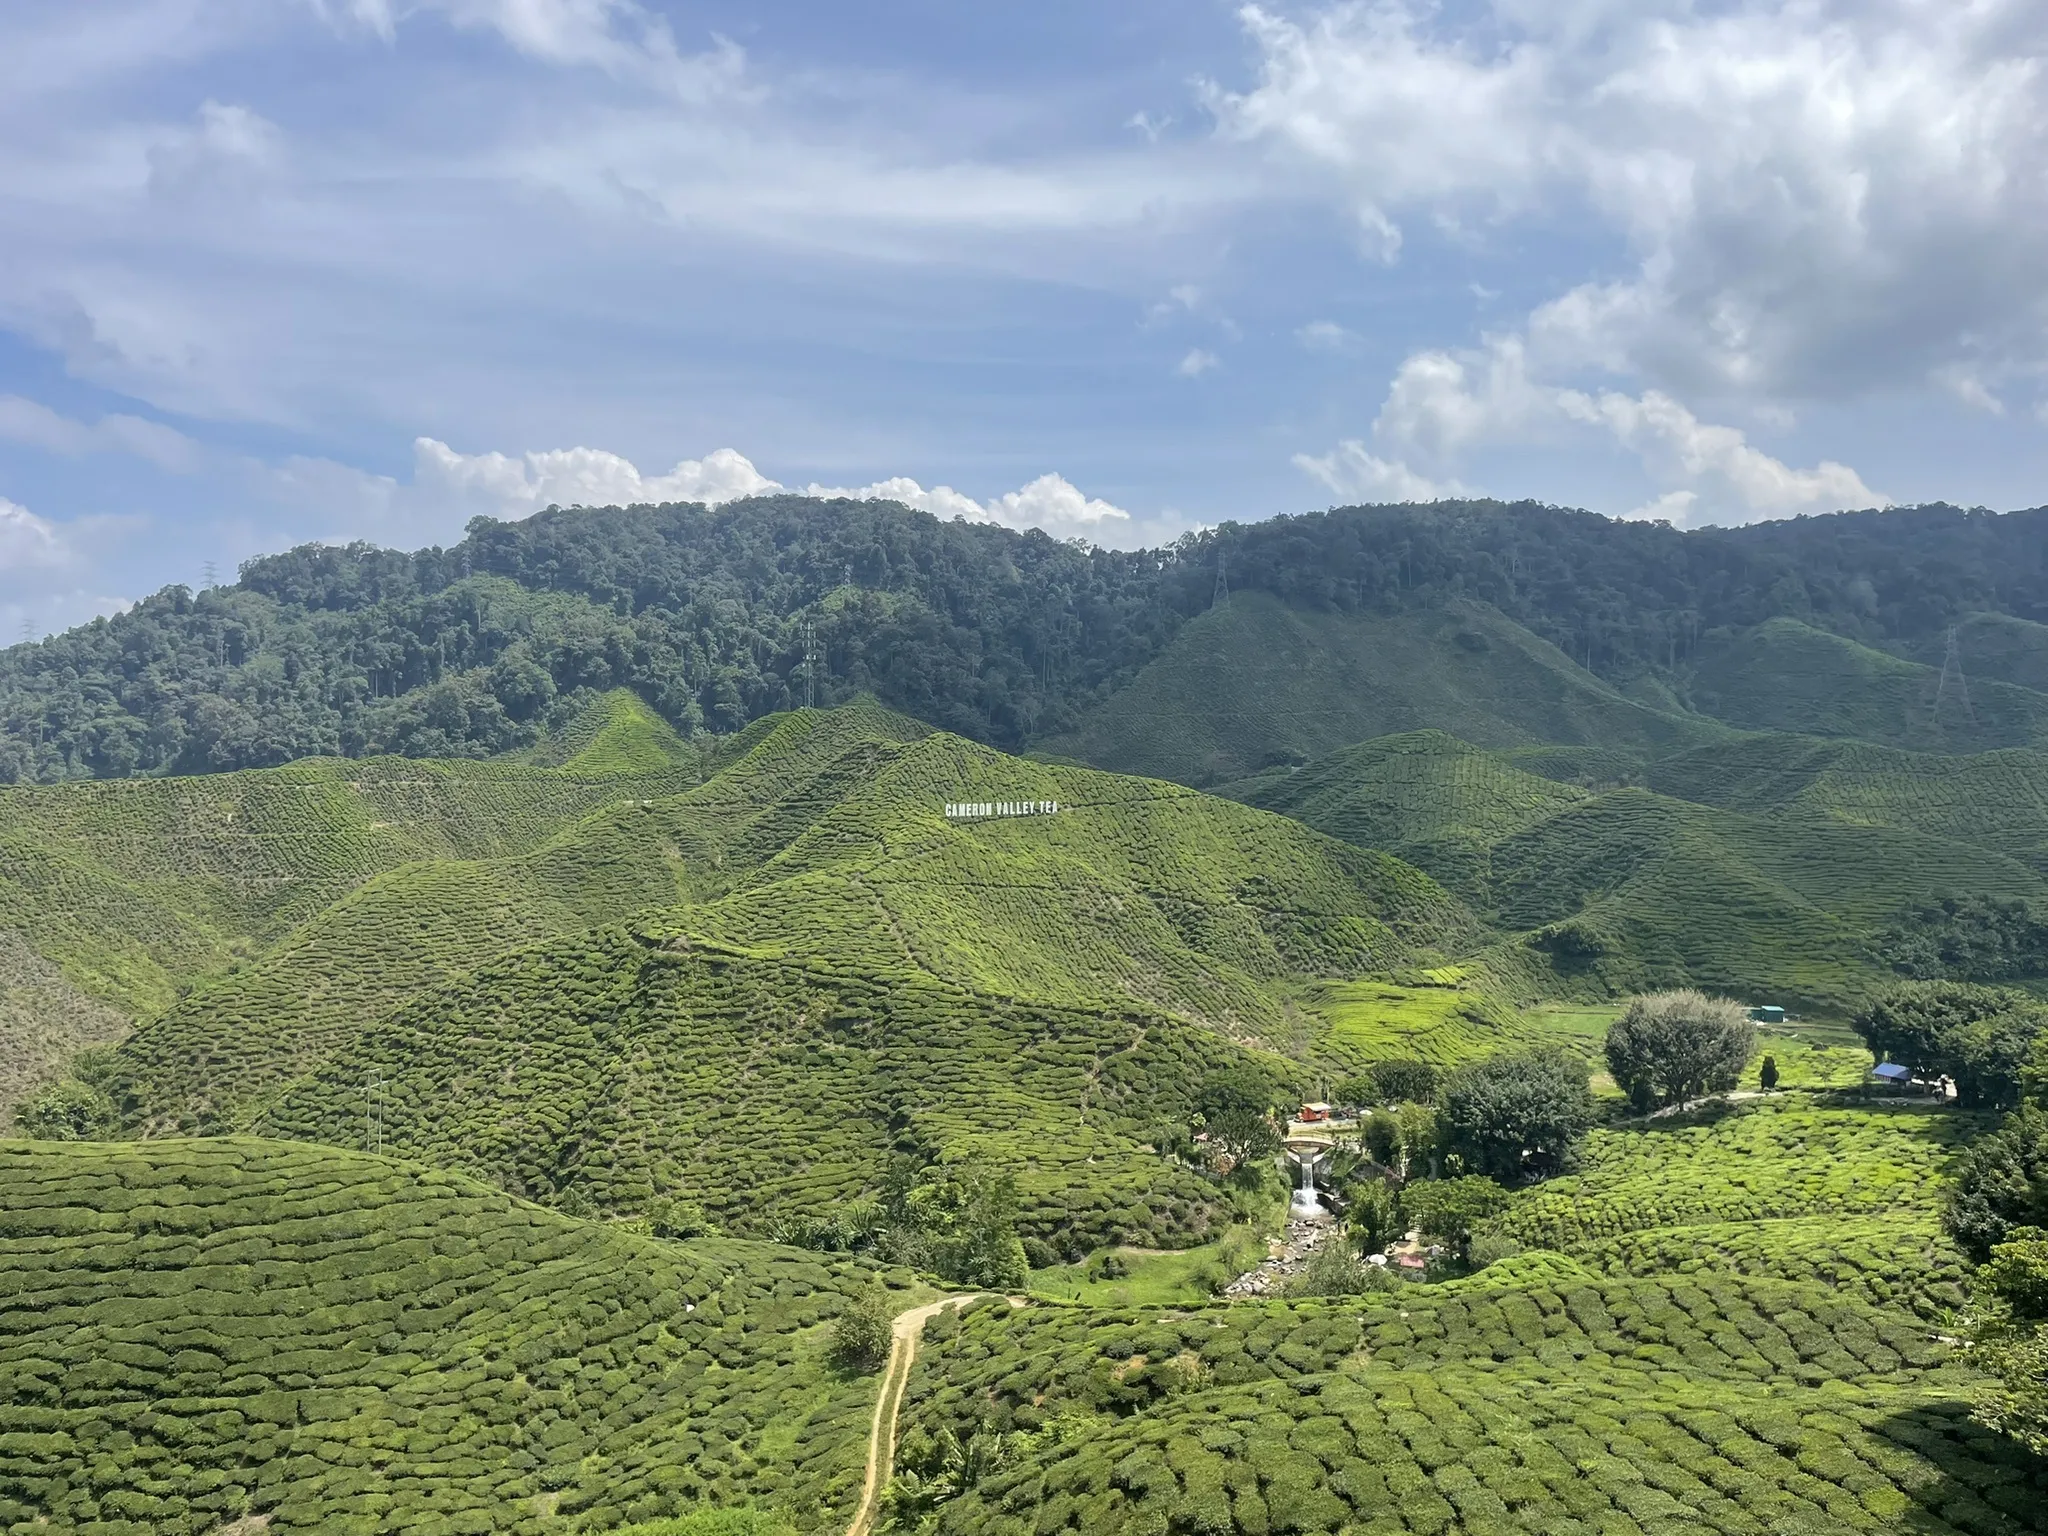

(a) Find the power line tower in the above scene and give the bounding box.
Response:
[800,620,821,709]
[1213,549,1230,608]
[201,560,218,589]
[364,1068,385,1156]
[17,618,32,647]
[1934,626,1976,731]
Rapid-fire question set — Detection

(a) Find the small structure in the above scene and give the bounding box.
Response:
[1299,1102,1331,1124]
[1872,1062,1913,1087]
[1749,1005,1787,1025]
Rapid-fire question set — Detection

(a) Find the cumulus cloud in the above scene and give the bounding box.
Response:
[1292,442,1465,503]
[1177,348,1221,378]
[1296,320,1357,353]
[800,471,1131,535]
[0,497,70,574]
[1300,332,1886,524]
[1214,0,2048,402]
[413,438,776,512]
[0,395,201,471]
[405,440,1132,539]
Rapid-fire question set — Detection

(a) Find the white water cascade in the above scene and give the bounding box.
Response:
[1289,1152,1322,1216]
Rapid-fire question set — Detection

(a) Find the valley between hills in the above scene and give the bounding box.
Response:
[1,498,2047,1536]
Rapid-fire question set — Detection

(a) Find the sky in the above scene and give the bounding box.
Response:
[2,0,2046,636]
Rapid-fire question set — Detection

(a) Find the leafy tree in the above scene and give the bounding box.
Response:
[1759,1054,1780,1090]
[908,1162,1030,1290]
[1338,1059,1440,1107]
[1605,990,1756,1110]
[1966,1226,2048,1453]
[1285,1240,1397,1297]
[1945,1107,2048,1260]
[1196,1067,1281,1169]
[1853,981,2048,1109]
[831,1287,894,1371]
[1345,1179,1403,1253]
[1878,896,2048,982]
[14,1078,114,1140]
[1439,1048,1595,1181]
[645,1196,714,1240]
[1403,1175,1512,1256]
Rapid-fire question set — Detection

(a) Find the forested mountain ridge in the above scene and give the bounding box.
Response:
[7,494,2048,783]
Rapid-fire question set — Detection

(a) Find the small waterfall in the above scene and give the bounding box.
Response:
[1289,1152,1321,1216]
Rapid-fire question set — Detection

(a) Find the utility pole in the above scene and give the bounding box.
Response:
[1934,626,1975,731]
[364,1069,384,1156]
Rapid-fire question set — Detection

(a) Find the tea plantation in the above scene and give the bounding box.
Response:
[1236,726,2048,1007]
[96,699,1468,1144]
[0,1137,906,1535]
[896,1094,2048,1536]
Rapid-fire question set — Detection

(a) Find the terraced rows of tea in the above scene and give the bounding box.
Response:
[899,1095,2044,1536]
[1242,726,2048,1005]
[0,1138,899,1535]
[256,935,1258,1250]
[94,700,1466,1154]
[903,1279,2040,1536]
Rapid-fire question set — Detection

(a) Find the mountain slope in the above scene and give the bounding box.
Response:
[1239,728,2048,1005]
[1687,617,2048,752]
[0,1137,897,1535]
[1044,593,1724,788]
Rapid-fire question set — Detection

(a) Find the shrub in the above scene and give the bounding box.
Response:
[1852,980,2048,1109]
[1945,1106,2048,1260]
[832,1287,894,1371]
[1346,1179,1402,1253]
[1284,1241,1397,1297]
[1404,1176,1512,1255]
[611,1509,797,1536]
[1439,1047,1593,1181]
[1967,1226,2048,1454]
[1605,990,1755,1110]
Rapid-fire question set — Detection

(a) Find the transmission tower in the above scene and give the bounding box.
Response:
[1213,549,1230,608]
[364,1068,385,1156]
[202,560,218,589]
[1934,626,1976,730]
[800,620,821,709]
[17,618,32,646]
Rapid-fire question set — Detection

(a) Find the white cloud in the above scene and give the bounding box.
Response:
[1553,387,1883,515]
[1319,330,1885,522]
[1214,0,2048,402]
[400,440,1134,540]
[1178,348,1221,378]
[0,497,70,573]
[0,395,201,471]
[1296,319,1356,352]
[1933,367,2006,417]
[1292,441,1464,503]
[413,438,777,511]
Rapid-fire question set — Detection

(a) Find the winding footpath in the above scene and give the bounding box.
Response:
[846,1295,1024,1536]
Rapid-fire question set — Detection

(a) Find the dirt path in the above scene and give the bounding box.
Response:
[845,1294,1020,1536]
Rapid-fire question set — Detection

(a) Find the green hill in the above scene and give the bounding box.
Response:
[518,687,701,772]
[899,1095,2039,1536]
[1687,617,2048,752]
[1236,728,2048,1006]
[1043,593,1723,789]
[1901,611,2048,695]
[0,1136,903,1535]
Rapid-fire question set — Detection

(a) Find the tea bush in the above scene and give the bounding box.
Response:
[0,1138,898,1535]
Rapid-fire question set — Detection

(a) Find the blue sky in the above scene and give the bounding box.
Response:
[2,0,2046,635]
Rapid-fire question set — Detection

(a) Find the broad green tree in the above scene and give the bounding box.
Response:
[1439,1048,1594,1181]
[1605,990,1755,1110]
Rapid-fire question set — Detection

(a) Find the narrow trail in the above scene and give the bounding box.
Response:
[846,1294,1023,1536]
